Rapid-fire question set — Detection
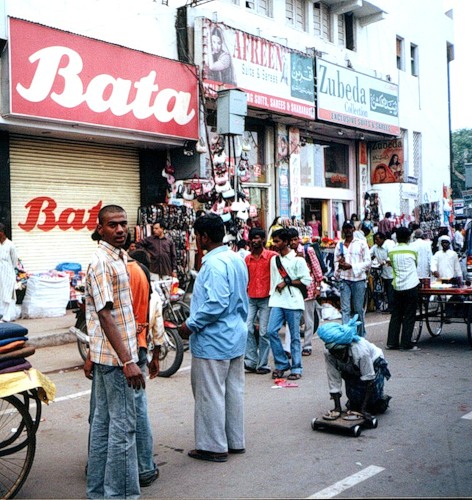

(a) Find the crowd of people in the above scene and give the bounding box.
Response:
[80,203,469,498]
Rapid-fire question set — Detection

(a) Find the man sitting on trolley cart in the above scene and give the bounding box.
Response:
[318,316,392,421]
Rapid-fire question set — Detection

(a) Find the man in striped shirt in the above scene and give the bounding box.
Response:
[386,226,420,351]
[85,204,145,498]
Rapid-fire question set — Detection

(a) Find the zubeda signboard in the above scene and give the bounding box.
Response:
[316,59,400,136]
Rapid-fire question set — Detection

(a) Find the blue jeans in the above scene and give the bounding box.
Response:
[267,307,303,375]
[136,348,158,483]
[339,279,367,337]
[245,298,271,370]
[87,364,140,499]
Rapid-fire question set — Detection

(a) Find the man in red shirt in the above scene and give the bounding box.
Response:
[244,228,277,374]
[378,212,395,237]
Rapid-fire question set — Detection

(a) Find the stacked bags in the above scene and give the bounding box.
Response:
[0,323,35,374]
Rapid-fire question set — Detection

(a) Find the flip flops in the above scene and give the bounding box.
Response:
[322,410,341,421]
[342,410,364,421]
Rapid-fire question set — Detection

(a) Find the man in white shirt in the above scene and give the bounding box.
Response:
[334,221,371,337]
[431,235,463,281]
[410,229,433,279]
[267,228,312,380]
[370,232,395,312]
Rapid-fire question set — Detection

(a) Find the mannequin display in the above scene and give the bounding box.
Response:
[307,213,321,239]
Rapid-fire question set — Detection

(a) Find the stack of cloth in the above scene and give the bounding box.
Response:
[0,323,35,374]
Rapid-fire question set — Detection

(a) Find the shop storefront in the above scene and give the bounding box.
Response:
[1,18,199,275]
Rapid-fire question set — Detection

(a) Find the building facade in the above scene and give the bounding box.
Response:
[0,0,454,274]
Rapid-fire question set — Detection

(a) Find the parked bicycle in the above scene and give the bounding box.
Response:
[70,281,186,377]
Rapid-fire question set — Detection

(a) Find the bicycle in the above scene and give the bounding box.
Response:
[365,264,389,313]
[70,281,186,377]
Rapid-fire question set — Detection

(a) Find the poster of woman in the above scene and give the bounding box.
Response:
[204,23,236,85]
[370,140,404,184]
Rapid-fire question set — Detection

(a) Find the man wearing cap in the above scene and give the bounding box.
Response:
[334,220,371,337]
[317,316,392,420]
[431,235,463,281]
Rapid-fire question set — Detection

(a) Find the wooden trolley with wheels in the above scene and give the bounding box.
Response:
[311,411,378,438]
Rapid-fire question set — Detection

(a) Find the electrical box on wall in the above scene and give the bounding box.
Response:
[217,88,247,135]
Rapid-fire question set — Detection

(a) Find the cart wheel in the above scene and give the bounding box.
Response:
[311,418,319,431]
[352,425,362,437]
[426,296,443,336]
[369,417,378,429]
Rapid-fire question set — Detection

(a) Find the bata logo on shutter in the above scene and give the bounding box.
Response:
[19,197,101,232]
[9,18,199,138]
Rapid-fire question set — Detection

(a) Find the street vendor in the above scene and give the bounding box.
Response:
[318,316,392,420]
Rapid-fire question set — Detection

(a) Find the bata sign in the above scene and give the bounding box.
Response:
[316,59,400,135]
[8,18,198,139]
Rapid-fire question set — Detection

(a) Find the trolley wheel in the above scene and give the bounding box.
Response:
[311,418,319,431]
[0,395,37,499]
[365,417,378,429]
[426,296,443,336]
[352,425,362,437]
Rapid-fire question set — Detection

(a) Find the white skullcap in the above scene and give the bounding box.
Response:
[438,235,451,243]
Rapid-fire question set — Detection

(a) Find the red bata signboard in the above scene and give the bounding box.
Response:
[8,18,199,140]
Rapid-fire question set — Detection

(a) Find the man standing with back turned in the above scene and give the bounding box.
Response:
[85,204,145,499]
[179,214,249,463]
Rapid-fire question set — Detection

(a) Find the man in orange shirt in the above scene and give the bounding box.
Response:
[126,255,161,487]
[244,228,277,374]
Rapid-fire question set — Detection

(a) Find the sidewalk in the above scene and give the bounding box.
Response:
[13,309,77,348]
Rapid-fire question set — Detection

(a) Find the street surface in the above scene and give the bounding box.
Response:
[15,312,472,499]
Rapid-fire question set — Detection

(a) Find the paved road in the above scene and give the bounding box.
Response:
[14,312,472,499]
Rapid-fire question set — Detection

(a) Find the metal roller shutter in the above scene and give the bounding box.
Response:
[10,135,140,274]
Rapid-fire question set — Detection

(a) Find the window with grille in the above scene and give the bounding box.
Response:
[286,0,307,31]
[245,0,273,17]
[313,2,332,41]
[396,36,404,71]
[410,43,418,76]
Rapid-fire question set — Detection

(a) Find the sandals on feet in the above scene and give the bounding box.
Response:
[302,349,312,356]
[322,410,341,421]
[287,373,302,380]
[271,369,285,379]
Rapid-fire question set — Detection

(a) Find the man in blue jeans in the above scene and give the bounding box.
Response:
[85,205,145,499]
[267,228,312,380]
[244,228,277,374]
[334,221,371,337]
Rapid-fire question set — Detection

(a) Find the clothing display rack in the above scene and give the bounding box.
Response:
[136,204,195,285]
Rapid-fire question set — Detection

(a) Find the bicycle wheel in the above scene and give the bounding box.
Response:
[19,391,42,434]
[76,318,89,362]
[157,327,184,378]
[0,396,36,499]
[426,296,444,336]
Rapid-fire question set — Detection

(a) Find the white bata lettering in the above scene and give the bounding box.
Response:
[16,46,195,125]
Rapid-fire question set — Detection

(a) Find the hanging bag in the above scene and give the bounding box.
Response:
[275,256,308,299]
